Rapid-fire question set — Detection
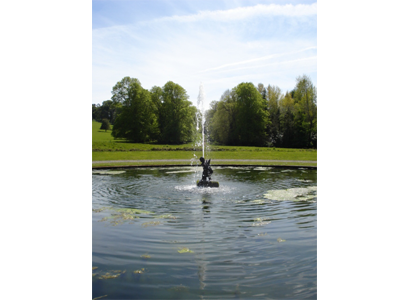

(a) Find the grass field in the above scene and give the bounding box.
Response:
[92,120,317,167]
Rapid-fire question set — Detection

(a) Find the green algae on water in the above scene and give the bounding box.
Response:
[116,208,154,215]
[97,207,161,226]
[264,186,317,202]
[93,206,112,213]
[142,221,161,227]
[134,268,145,274]
[99,273,120,279]
[178,247,194,253]
[155,214,177,219]
[97,270,126,279]
[251,199,268,204]
[141,254,151,259]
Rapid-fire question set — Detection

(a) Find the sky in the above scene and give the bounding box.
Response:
[93,0,317,109]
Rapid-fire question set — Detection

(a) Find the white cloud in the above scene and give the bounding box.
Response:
[151,3,317,23]
[198,46,317,74]
[93,2,317,108]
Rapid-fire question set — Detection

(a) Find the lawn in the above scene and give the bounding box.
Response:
[92,120,317,166]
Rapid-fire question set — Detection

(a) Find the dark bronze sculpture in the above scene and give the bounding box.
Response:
[197,157,219,187]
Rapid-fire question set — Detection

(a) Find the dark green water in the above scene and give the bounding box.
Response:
[92,166,317,299]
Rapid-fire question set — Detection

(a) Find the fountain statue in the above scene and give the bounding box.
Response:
[195,84,218,188]
[197,157,219,188]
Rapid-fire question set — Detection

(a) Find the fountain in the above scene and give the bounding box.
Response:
[196,83,219,188]
[197,83,206,158]
[196,157,219,187]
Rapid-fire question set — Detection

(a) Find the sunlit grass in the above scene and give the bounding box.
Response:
[92,150,317,161]
[92,120,317,166]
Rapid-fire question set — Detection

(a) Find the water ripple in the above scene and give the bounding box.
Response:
[93,167,317,299]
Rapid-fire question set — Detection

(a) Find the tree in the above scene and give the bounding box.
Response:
[100,119,111,132]
[150,85,164,141]
[279,92,296,147]
[204,100,218,142]
[233,82,269,146]
[157,81,196,144]
[100,100,120,124]
[209,90,237,145]
[266,85,284,146]
[111,77,141,105]
[111,77,159,142]
[92,103,101,121]
[293,75,317,148]
[257,83,267,101]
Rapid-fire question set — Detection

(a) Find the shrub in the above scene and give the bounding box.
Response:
[100,119,111,132]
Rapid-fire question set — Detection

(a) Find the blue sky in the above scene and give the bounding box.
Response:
[92,0,317,109]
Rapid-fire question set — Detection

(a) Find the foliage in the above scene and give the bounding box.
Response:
[100,119,111,132]
[205,74,317,148]
[93,100,122,124]
[156,81,196,144]
[266,85,283,146]
[204,100,218,141]
[111,76,141,104]
[208,83,269,146]
[234,82,269,146]
[93,74,317,149]
[293,75,317,148]
[209,89,237,145]
[111,77,159,143]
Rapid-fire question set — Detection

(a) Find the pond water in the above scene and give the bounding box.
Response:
[92,166,317,299]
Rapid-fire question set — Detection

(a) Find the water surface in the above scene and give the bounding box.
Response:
[92,166,317,299]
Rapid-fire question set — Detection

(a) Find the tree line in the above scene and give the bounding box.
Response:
[92,75,317,148]
[206,75,317,148]
[93,77,197,144]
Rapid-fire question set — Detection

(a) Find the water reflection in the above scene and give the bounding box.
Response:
[93,166,317,299]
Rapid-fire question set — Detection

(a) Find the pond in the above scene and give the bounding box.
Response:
[92,166,317,299]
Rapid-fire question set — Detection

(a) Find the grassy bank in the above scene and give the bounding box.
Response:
[92,120,317,167]
[92,161,317,168]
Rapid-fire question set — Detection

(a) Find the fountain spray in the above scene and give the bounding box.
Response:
[197,83,205,158]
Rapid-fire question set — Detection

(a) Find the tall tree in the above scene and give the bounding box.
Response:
[157,81,196,144]
[293,75,317,147]
[99,100,117,124]
[111,77,159,142]
[111,77,141,105]
[266,85,284,146]
[150,85,163,138]
[204,100,218,142]
[257,83,267,101]
[279,92,296,147]
[209,90,237,145]
[92,103,101,121]
[233,82,269,146]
